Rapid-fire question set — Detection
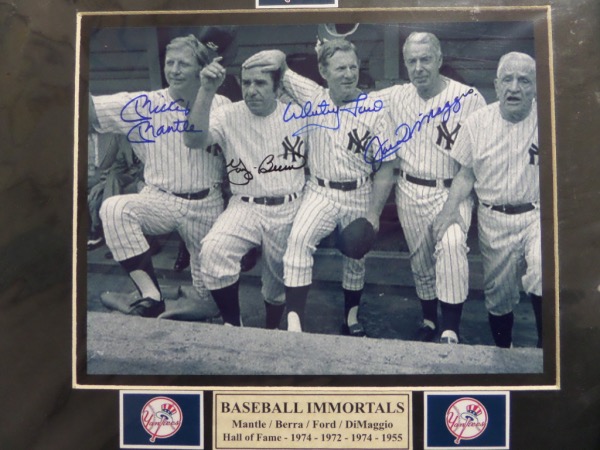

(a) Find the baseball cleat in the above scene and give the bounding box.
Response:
[414,321,437,342]
[439,330,459,344]
[87,235,104,250]
[100,291,140,314]
[341,321,366,337]
[128,298,166,318]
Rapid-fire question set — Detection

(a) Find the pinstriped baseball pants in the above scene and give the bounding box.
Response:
[283,181,370,291]
[200,196,301,305]
[478,205,542,316]
[395,178,473,304]
[99,185,224,299]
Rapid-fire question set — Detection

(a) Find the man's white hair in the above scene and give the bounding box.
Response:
[403,32,442,59]
[497,52,536,77]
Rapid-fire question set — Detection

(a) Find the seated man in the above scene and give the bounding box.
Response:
[184,54,306,328]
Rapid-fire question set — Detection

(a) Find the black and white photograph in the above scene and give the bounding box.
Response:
[4,0,600,448]
[77,9,556,384]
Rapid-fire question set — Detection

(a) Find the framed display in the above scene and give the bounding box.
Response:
[75,6,556,388]
[3,0,600,449]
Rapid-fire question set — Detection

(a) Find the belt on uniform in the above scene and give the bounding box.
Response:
[158,187,211,200]
[315,175,370,191]
[240,192,300,206]
[481,202,536,215]
[399,170,452,189]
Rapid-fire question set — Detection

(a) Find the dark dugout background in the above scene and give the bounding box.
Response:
[1,0,599,448]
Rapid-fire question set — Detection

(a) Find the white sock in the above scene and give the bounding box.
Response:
[129,270,161,301]
[347,305,359,326]
[287,312,302,332]
[423,319,436,330]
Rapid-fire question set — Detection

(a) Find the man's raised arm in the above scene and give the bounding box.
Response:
[432,164,476,241]
[184,57,226,149]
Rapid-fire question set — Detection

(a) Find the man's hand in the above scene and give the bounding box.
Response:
[200,57,226,93]
[242,50,287,72]
[432,165,475,241]
[88,182,105,202]
[432,208,467,242]
[365,213,381,233]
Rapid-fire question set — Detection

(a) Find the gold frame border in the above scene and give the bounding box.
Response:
[72,5,559,392]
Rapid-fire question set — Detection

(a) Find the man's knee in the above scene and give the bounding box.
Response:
[485,297,515,317]
[199,238,220,271]
[99,195,129,225]
[286,227,306,251]
[99,196,113,223]
[285,227,316,263]
[528,251,542,278]
[438,223,467,251]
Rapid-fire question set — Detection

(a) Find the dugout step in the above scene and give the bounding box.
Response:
[86,270,540,348]
[86,312,543,376]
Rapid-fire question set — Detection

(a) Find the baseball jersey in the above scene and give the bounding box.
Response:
[92,88,230,193]
[206,100,306,197]
[452,101,539,205]
[382,78,486,179]
[281,70,393,181]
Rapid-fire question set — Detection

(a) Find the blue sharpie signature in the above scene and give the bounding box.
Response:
[120,94,202,144]
[283,92,384,136]
[365,89,476,166]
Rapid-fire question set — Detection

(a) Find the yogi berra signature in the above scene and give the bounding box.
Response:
[365,89,477,166]
[283,92,384,136]
[226,153,306,186]
[120,94,202,144]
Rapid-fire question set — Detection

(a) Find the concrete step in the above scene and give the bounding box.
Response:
[86,261,538,349]
[86,312,542,376]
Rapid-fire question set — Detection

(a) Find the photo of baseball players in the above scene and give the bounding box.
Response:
[83,19,549,375]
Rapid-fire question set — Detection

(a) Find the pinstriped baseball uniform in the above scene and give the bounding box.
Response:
[383,78,486,303]
[452,100,541,316]
[281,70,392,290]
[95,88,230,299]
[199,100,306,304]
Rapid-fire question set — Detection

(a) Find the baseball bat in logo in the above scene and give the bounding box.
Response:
[141,396,183,443]
[445,397,488,444]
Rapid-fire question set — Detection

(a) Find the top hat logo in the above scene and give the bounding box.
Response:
[465,403,483,418]
[160,402,178,418]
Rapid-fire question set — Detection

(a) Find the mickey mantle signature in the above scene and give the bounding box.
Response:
[120,94,202,144]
